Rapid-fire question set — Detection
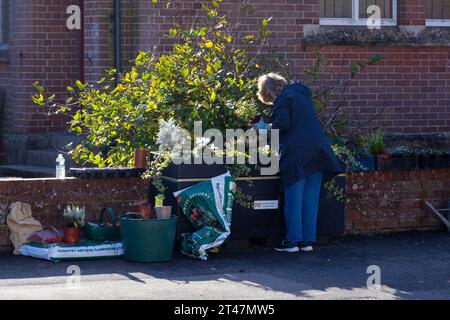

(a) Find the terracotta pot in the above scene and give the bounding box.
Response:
[377,153,390,171]
[64,227,81,244]
[133,201,153,219]
[134,149,148,169]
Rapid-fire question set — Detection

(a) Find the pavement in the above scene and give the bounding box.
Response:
[0,231,449,300]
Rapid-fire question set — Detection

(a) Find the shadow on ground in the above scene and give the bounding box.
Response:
[0,231,449,299]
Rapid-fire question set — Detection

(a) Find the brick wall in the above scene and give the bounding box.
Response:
[1,170,448,251]
[127,0,450,135]
[0,176,149,251]
[0,0,449,163]
[9,0,82,134]
[346,169,449,234]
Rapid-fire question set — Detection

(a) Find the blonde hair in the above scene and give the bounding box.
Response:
[257,73,288,105]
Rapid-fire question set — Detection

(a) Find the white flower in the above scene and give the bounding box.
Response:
[156,118,187,150]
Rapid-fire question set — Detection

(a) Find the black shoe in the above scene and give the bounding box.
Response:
[274,240,299,253]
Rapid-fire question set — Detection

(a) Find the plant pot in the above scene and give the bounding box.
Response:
[134,149,148,169]
[376,154,390,171]
[64,227,81,244]
[120,213,178,262]
[388,154,418,171]
[155,206,172,220]
[133,201,153,219]
[354,156,375,172]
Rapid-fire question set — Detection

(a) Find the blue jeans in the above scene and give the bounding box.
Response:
[284,171,324,243]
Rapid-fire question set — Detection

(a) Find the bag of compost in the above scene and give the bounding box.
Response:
[173,172,236,261]
[19,240,123,262]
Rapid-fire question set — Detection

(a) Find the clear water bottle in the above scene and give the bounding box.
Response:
[56,154,66,179]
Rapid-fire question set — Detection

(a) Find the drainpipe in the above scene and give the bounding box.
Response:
[79,0,85,82]
[114,0,121,86]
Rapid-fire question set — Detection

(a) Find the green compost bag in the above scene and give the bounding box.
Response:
[173,172,236,261]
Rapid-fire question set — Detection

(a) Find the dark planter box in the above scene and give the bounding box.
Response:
[387,154,418,171]
[150,162,346,244]
[149,164,283,239]
[418,154,450,169]
[353,156,376,172]
[316,173,346,237]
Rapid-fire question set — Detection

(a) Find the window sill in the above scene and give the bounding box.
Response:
[319,18,397,27]
[303,26,450,47]
[425,19,450,27]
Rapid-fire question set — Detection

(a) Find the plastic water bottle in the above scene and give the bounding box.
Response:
[56,154,66,179]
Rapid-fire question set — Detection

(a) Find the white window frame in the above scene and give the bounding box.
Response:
[426,0,450,27]
[426,19,450,27]
[320,0,397,27]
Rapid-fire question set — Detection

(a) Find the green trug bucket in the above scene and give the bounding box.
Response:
[120,213,178,263]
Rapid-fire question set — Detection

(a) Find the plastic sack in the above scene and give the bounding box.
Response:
[173,172,235,261]
[7,202,43,255]
[27,227,63,244]
[19,241,123,262]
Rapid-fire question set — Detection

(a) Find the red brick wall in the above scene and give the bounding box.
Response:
[9,0,82,134]
[126,0,450,135]
[398,0,426,25]
[0,177,149,251]
[1,170,448,251]
[0,0,449,161]
[346,169,449,234]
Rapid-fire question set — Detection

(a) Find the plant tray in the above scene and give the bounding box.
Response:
[70,167,145,179]
[388,155,418,171]
[418,154,450,169]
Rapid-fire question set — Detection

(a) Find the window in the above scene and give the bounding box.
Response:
[426,0,450,27]
[320,0,397,26]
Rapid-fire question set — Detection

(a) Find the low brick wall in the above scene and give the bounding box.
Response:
[0,177,149,251]
[346,169,449,234]
[0,170,448,251]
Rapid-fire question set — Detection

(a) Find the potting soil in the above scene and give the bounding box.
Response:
[173,172,236,261]
[19,241,123,262]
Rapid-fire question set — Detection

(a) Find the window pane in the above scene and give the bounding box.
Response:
[428,0,450,19]
[359,0,393,19]
[321,0,353,18]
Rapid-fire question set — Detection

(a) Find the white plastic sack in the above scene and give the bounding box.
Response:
[7,202,43,255]
[19,241,124,262]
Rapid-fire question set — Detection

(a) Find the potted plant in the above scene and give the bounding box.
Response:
[134,148,148,169]
[387,146,419,171]
[63,204,86,244]
[368,128,389,170]
[350,135,375,172]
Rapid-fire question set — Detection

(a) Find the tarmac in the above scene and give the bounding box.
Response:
[0,231,449,300]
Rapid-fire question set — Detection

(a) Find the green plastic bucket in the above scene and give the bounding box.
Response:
[120,213,178,262]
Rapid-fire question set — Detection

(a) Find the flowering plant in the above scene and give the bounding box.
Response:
[63,205,86,228]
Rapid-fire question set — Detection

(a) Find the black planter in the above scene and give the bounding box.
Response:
[70,167,145,179]
[151,162,346,245]
[316,173,346,237]
[387,154,418,171]
[418,154,450,169]
[149,163,283,242]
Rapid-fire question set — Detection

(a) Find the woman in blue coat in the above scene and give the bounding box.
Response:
[257,73,342,252]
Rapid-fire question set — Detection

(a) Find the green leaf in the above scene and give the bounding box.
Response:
[75,80,85,91]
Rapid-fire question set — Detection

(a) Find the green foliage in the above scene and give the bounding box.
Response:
[368,128,386,155]
[33,0,285,169]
